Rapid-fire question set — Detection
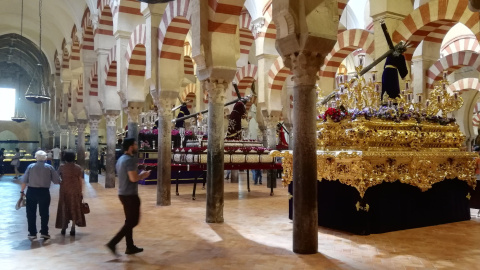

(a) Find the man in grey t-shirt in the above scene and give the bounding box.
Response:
[106,138,150,257]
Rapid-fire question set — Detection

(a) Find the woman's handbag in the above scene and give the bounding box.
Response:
[81,198,90,214]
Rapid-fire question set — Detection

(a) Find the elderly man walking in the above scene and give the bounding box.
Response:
[20,150,61,240]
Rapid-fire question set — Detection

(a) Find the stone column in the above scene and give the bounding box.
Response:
[88,116,102,183]
[288,52,323,254]
[54,131,61,148]
[105,112,120,188]
[68,124,77,150]
[264,115,279,188]
[126,102,143,143]
[76,120,88,169]
[60,127,69,149]
[48,131,55,149]
[205,79,227,223]
[157,98,174,206]
[230,170,239,183]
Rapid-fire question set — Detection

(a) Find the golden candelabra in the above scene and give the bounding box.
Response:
[425,71,463,118]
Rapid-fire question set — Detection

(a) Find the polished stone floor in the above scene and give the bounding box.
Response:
[0,172,479,270]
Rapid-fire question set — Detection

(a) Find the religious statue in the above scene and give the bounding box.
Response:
[175,103,190,128]
[276,123,289,149]
[226,99,247,140]
[381,54,408,100]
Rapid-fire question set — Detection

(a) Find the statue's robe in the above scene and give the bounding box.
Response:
[381,54,408,100]
[226,101,246,140]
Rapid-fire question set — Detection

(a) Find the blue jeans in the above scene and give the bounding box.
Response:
[253,169,262,184]
[53,159,60,170]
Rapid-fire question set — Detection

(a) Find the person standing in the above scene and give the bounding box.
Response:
[20,150,61,240]
[11,148,22,179]
[106,138,150,256]
[99,148,106,174]
[52,145,61,170]
[0,148,5,177]
[254,169,262,185]
[55,151,86,236]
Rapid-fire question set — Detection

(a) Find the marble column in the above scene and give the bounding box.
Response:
[48,131,55,149]
[68,124,77,150]
[76,120,87,169]
[60,127,69,150]
[126,102,143,143]
[289,52,323,254]
[88,116,102,183]
[264,115,279,188]
[230,170,239,183]
[105,112,119,188]
[54,131,61,148]
[157,99,174,206]
[205,79,227,223]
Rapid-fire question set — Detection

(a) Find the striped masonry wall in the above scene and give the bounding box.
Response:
[105,45,117,86]
[126,24,147,77]
[426,51,480,88]
[392,0,480,61]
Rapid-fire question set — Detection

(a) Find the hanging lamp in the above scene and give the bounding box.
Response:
[11,0,27,123]
[25,0,50,104]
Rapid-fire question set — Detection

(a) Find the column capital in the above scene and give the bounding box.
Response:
[89,116,102,131]
[126,101,143,123]
[203,78,228,104]
[158,98,175,116]
[76,120,88,133]
[284,51,323,86]
[105,110,120,127]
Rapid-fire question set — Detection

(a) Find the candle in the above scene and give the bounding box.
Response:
[407,93,411,102]
[405,81,410,91]
[454,92,458,100]
[437,95,441,103]
[418,95,422,103]
[339,75,343,84]
[388,100,392,107]
[359,57,364,66]
[443,71,447,80]
[372,72,376,83]
[426,100,430,108]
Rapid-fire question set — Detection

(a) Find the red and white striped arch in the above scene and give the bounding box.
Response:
[81,8,95,51]
[208,0,245,34]
[53,50,61,76]
[426,51,480,89]
[338,0,348,20]
[61,39,70,69]
[113,0,142,17]
[181,83,196,109]
[126,24,147,77]
[239,10,254,56]
[97,0,114,36]
[77,75,84,103]
[158,0,191,62]
[392,0,480,61]
[104,45,117,86]
[184,42,194,75]
[70,26,81,62]
[89,62,98,97]
[441,35,480,56]
[234,64,257,110]
[320,29,374,78]
[447,78,480,128]
[268,56,292,93]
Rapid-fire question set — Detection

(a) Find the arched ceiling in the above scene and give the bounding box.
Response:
[0,0,88,72]
[0,33,50,81]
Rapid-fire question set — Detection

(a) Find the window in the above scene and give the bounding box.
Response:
[0,88,16,121]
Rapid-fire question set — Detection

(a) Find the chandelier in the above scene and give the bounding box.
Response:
[11,0,27,123]
[25,0,50,104]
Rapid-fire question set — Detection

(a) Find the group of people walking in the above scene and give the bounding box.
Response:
[19,150,85,239]
[17,138,149,257]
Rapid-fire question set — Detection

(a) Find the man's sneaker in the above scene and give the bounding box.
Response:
[105,243,120,257]
[125,245,144,255]
[41,234,51,240]
[28,234,37,240]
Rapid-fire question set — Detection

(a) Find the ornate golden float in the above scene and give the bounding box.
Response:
[272,69,477,197]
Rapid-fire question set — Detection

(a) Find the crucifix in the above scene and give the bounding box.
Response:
[322,20,410,105]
